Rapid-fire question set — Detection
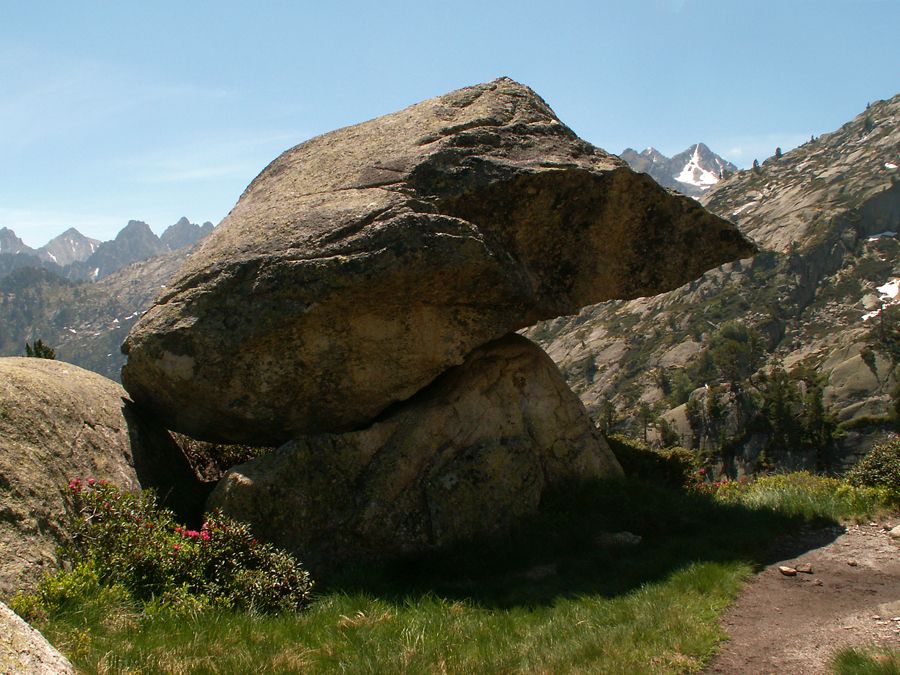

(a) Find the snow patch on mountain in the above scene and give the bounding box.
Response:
[675,145,722,188]
[862,277,900,321]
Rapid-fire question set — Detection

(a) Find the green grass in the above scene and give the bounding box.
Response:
[713,472,892,521]
[22,474,897,674]
[831,646,900,674]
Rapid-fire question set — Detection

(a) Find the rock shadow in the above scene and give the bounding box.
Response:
[123,399,215,527]
[320,478,843,610]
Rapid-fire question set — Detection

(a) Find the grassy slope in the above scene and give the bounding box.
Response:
[29,475,894,674]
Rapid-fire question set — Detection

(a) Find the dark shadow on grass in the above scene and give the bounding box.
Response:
[322,477,843,609]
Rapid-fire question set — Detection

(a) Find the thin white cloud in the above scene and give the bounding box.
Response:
[0,47,232,152]
[120,132,305,185]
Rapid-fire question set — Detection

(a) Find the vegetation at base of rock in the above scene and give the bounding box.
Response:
[171,432,274,481]
[24,338,55,359]
[830,646,900,674]
[607,431,893,517]
[20,472,893,673]
[605,434,699,488]
[846,435,900,502]
[10,480,313,619]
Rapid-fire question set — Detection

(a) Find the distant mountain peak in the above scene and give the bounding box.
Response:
[37,228,101,267]
[621,143,737,197]
[160,216,215,251]
[0,227,34,255]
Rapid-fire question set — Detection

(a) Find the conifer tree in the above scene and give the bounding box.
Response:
[25,339,55,359]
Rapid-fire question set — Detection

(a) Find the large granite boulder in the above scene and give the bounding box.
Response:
[0,358,201,596]
[208,334,621,568]
[122,77,755,445]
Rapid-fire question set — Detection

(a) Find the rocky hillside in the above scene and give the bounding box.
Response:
[0,243,202,380]
[621,143,737,197]
[528,94,899,473]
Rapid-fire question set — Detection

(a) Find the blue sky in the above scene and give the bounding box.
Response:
[3,1,898,247]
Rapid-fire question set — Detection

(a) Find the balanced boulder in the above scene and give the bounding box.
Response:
[208,334,621,567]
[0,358,201,596]
[122,77,755,445]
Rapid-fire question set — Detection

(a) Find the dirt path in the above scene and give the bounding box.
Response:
[705,521,900,674]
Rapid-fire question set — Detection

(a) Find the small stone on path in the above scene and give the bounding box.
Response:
[779,566,797,576]
[795,563,813,574]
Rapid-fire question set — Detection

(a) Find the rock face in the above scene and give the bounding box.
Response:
[0,601,74,674]
[77,220,168,281]
[0,358,202,596]
[122,77,754,445]
[209,334,621,567]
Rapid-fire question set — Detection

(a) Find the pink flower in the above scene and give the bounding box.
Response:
[698,468,706,476]
[68,478,81,492]
[183,529,200,538]
[87,477,96,486]
[200,530,210,541]
[172,544,180,551]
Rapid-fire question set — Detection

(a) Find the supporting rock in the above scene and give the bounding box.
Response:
[208,334,621,569]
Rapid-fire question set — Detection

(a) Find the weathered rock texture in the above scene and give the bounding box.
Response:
[208,334,621,567]
[0,358,201,596]
[122,77,754,445]
[0,601,74,674]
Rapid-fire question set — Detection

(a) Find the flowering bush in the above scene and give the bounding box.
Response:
[41,479,313,614]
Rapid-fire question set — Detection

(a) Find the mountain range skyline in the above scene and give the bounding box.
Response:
[3,140,740,249]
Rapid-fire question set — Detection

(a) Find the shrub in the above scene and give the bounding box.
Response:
[606,434,699,488]
[846,435,900,502]
[16,479,313,618]
[171,432,273,481]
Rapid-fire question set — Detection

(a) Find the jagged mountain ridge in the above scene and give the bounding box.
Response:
[528,94,899,470]
[0,228,34,256]
[621,143,738,198]
[0,217,213,282]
